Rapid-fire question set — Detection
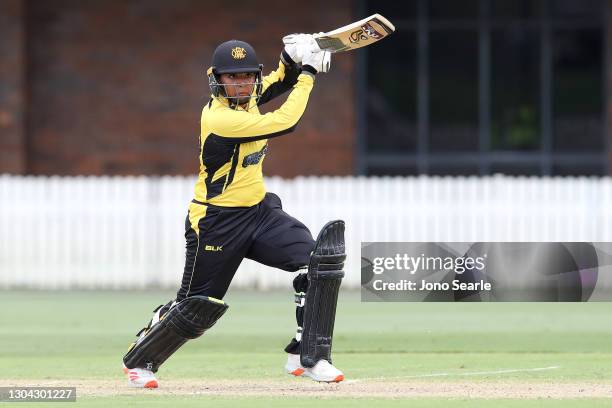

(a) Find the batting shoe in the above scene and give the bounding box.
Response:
[285,354,344,383]
[123,364,159,388]
[285,353,305,376]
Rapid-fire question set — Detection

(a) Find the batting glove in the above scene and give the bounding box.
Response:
[302,47,331,74]
[282,33,314,64]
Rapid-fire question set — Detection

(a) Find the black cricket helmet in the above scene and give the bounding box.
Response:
[207,40,263,106]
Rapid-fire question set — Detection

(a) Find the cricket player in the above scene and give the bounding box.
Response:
[122,37,346,388]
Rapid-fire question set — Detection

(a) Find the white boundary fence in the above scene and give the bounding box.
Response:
[1,174,611,289]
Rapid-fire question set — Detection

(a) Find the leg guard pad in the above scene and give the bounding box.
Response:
[300,220,345,368]
[123,296,228,372]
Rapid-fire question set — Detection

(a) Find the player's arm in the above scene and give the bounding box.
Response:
[257,50,301,106]
[207,70,316,143]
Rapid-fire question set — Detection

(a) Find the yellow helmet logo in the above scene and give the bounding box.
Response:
[231,47,246,60]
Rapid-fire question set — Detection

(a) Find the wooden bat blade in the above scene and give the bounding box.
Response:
[314,14,395,53]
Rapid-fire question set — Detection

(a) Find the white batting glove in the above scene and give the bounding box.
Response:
[283,33,314,64]
[302,48,331,74]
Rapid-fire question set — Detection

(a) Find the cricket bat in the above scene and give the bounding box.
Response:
[313,14,395,53]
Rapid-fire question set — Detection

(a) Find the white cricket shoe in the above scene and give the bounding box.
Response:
[123,364,159,388]
[285,354,344,383]
[285,353,305,376]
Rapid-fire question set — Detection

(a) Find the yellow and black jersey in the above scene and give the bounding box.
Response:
[192,56,315,208]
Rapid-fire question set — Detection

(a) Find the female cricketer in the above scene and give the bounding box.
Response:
[121,37,346,387]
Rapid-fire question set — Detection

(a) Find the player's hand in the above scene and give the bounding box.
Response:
[282,33,313,64]
[302,47,331,74]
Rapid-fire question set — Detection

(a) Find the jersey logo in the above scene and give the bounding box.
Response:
[242,144,268,167]
[231,47,246,60]
[205,245,223,252]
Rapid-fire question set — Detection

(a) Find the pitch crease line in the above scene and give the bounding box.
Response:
[345,365,561,383]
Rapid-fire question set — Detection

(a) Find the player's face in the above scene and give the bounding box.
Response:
[219,72,256,105]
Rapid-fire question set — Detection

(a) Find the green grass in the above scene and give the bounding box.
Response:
[52,397,612,408]
[1,290,611,407]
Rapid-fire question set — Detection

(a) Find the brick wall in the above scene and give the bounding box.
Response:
[0,0,26,173]
[17,0,355,176]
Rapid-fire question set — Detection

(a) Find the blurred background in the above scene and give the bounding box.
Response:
[366,0,607,177]
[0,0,609,177]
[1,0,611,290]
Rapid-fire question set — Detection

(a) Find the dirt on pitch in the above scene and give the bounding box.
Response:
[2,378,611,399]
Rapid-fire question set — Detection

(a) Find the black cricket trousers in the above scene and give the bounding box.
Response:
[176,192,315,301]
